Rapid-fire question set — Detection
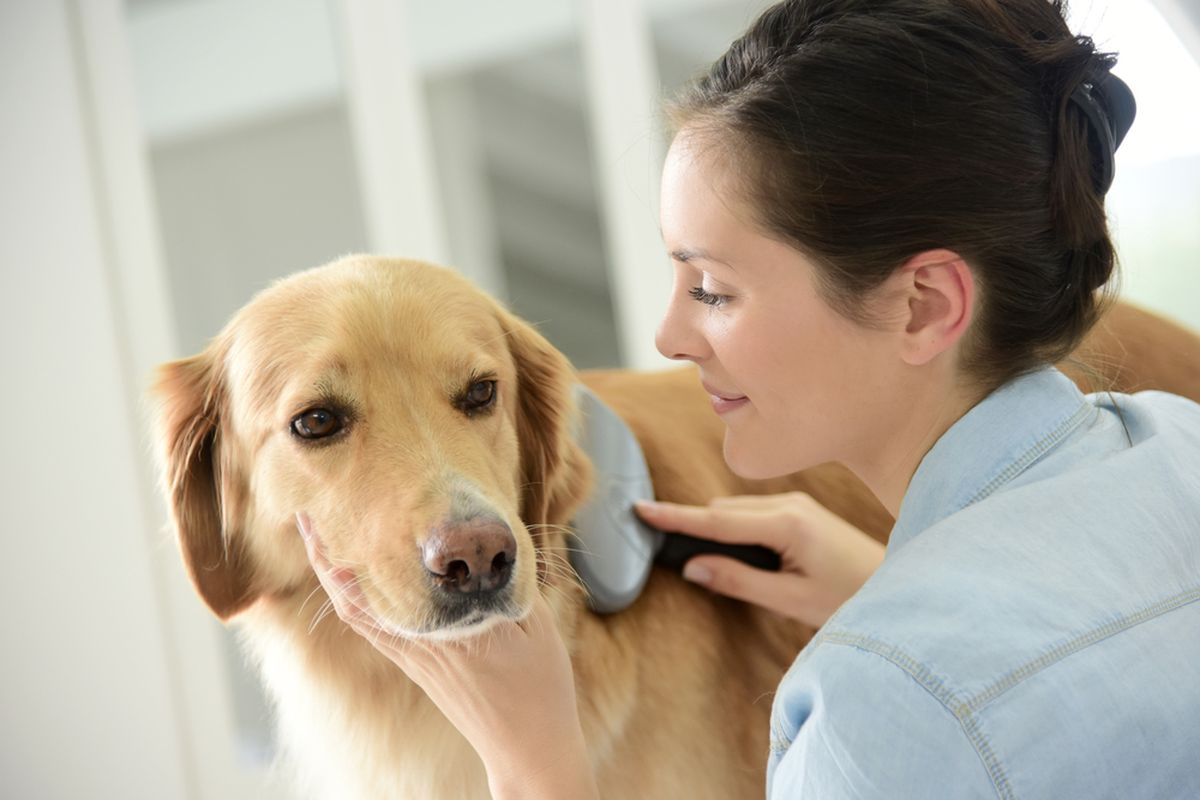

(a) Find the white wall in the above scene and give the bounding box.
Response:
[0,1,192,796]
[1,2,292,797]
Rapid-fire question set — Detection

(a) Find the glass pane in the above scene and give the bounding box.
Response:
[413,1,622,368]
[126,0,369,356]
[652,0,772,112]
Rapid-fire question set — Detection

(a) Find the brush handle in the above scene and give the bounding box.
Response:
[655,531,782,573]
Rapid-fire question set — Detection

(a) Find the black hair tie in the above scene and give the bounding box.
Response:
[1068,72,1137,195]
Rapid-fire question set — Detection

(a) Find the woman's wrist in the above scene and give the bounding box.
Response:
[485,727,599,800]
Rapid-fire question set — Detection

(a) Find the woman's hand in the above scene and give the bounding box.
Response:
[634,492,885,628]
[296,513,599,800]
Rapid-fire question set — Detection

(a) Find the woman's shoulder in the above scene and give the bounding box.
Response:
[772,575,1200,799]
[1090,384,1200,444]
[819,390,1200,701]
[771,433,1200,794]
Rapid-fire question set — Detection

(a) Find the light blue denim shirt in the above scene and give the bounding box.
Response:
[766,366,1200,799]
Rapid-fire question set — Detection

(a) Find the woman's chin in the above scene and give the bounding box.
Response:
[723,436,787,480]
[723,432,823,481]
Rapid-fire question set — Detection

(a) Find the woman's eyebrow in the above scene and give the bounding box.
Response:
[669,247,738,272]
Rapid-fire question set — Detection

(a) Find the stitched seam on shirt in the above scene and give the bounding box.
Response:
[965,585,1200,714]
[768,711,791,756]
[768,630,831,755]
[818,632,1014,800]
[965,402,1094,507]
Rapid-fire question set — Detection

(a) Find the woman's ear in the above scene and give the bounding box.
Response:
[893,249,976,366]
[150,348,258,621]
[494,306,592,528]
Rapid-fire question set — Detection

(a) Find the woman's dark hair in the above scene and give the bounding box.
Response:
[667,0,1122,391]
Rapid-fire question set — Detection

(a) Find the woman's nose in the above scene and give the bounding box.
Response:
[655,282,708,363]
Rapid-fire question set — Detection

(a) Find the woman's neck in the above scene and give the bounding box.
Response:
[851,374,986,519]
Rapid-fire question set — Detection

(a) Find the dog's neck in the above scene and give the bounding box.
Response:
[241,593,485,797]
[243,545,596,797]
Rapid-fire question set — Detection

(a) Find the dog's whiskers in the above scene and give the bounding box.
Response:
[536,542,597,559]
[307,571,374,634]
[308,598,338,634]
[525,523,599,559]
[535,547,582,576]
[298,582,328,618]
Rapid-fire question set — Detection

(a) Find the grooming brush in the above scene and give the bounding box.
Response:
[567,384,781,613]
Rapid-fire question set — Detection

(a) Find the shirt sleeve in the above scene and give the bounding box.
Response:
[768,640,1000,799]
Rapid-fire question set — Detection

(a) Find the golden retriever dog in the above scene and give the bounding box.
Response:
[150,255,1200,799]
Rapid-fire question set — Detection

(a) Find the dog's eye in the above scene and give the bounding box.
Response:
[291,408,342,439]
[462,380,497,414]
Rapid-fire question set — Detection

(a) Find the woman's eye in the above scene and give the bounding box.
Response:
[689,286,729,308]
[291,408,342,439]
[462,380,498,414]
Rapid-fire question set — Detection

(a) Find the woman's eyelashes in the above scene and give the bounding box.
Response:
[689,285,731,308]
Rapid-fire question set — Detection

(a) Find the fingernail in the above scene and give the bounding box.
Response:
[683,562,711,583]
[296,512,313,541]
[634,500,661,512]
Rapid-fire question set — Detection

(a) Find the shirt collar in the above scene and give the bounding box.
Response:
[887,366,1095,555]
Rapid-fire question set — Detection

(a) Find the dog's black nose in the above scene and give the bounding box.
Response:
[422,519,516,595]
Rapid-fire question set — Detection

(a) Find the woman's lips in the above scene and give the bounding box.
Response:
[709,394,749,414]
[702,381,749,414]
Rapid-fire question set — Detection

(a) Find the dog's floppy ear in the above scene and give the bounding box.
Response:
[151,348,257,621]
[497,308,591,527]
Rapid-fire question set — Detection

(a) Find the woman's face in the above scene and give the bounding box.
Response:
[656,130,905,480]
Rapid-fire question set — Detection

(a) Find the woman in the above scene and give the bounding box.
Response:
[303,0,1200,796]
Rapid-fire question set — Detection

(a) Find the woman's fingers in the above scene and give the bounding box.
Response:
[635,494,886,628]
[634,498,803,554]
[680,555,833,629]
[298,514,380,628]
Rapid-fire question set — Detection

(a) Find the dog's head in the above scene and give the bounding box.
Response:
[150,256,591,638]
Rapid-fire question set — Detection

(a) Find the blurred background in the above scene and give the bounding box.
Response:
[3,0,1198,797]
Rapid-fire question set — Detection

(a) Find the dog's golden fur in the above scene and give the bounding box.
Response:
[151,256,1200,799]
